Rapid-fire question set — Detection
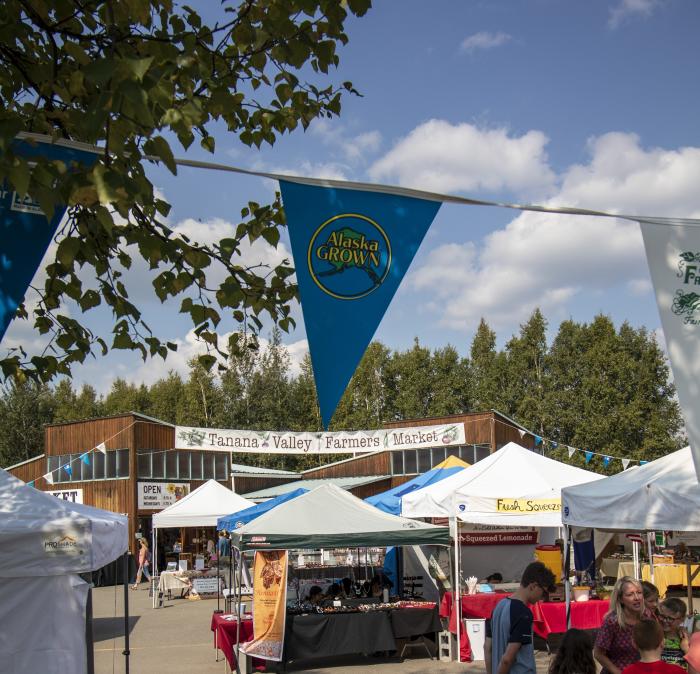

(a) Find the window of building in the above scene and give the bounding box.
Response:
[166,451,178,479]
[474,445,491,463]
[403,449,417,474]
[151,451,165,479]
[459,445,474,463]
[215,453,228,480]
[93,451,105,480]
[390,451,404,475]
[81,455,93,481]
[117,448,129,478]
[431,446,446,466]
[106,450,117,478]
[191,452,203,480]
[178,451,191,479]
[203,454,215,480]
[137,452,151,478]
[417,448,432,473]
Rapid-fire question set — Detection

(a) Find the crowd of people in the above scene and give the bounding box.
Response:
[485,563,700,674]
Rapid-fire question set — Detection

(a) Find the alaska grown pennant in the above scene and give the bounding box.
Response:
[280,180,441,428]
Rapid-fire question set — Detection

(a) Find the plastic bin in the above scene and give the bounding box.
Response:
[535,545,562,579]
[465,619,486,661]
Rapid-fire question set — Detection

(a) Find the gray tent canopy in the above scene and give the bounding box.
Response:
[230,483,449,550]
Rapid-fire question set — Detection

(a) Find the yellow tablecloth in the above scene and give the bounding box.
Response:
[601,558,631,578]
[616,562,700,597]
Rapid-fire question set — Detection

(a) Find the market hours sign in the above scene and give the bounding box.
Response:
[138,482,190,510]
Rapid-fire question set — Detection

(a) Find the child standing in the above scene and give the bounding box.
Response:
[659,598,690,669]
[622,619,686,674]
[548,629,596,674]
[641,581,660,619]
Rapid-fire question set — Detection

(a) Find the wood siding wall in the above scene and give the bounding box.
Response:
[232,476,298,496]
[302,451,392,480]
[7,455,45,484]
[348,478,395,500]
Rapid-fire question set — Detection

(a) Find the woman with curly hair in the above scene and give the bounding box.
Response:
[549,629,596,674]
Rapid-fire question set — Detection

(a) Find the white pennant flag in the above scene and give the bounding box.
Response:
[621,458,631,470]
[640,219,700,482]
[96,442,107,455]
[43,471,54,485]
[567,446,576,458]
[518,429,526,438]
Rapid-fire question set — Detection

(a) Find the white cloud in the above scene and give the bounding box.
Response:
[310,119,382,162]
[368,119,556,195]
[608,0,661,28]
[407,132,700,332]
[460,31,512,53]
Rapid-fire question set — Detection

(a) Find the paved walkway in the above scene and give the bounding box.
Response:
[92,584,553,673]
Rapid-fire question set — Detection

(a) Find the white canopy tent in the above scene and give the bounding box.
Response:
[402,442,603,525]
[152,479,253,529]
[0,468,128,674]
[562,446,700,531]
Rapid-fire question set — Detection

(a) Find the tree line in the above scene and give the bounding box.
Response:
[0,310,684,473]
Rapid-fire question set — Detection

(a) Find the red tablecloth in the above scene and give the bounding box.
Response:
[439,593,610,660]
[211,613,257,669]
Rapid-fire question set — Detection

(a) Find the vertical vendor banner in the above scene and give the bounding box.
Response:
[0,138,98,342]
[241,550,288,661]
[280,180,441,428]
[639,219,700,481]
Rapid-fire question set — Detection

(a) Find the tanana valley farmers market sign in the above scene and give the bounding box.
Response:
[175,423,465,454]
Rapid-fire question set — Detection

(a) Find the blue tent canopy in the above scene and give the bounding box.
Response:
[365,457,468,515]
[217,488,309,531]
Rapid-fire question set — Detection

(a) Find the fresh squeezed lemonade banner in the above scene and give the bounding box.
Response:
[459,497,562,515]
[175,422,465,453]
[241,550,288,662]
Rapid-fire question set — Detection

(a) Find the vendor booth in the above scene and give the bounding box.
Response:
[402,442,604,660]
[216,484,450,670]
[562,446,700,603]
[0,468,128,674]
[152,480,253,603]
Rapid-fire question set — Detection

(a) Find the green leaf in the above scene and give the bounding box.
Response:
[144,136,177,174]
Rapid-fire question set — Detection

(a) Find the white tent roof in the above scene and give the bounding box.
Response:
[562,446,700,531]
[152,479,253,528]
[0,468,128,578]
[401,442,603,526]
[231,483,449,549]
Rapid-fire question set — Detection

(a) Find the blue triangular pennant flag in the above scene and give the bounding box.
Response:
[27,481,34,488]
[603,455,612,468]
[0,138,98,341]
[585,451,593,464]
[639,460,649,465]
[63,464,72,477]
[534,435,542,446]
[281,180,441,428]
[81,452,90,465]
[550,441,558,449]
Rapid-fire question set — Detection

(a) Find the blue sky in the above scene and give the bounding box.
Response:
[4,0,700,393]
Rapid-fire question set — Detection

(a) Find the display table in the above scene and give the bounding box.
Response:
[159,569,226,598]
[601,557,631,578]
[211,613,260,671]
[283,607,440,663]
[439,592,610,660]
[617,563,700,598]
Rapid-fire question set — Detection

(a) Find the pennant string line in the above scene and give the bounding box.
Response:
[17,132,700,228]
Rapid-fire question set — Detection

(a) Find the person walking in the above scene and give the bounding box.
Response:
[485,561,557,674]
[131,539,151,590]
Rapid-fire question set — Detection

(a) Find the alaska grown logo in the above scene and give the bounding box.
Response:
[307,213,391,300]
[673,251,700,325]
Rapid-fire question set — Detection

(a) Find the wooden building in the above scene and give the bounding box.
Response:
[6,408,535,555]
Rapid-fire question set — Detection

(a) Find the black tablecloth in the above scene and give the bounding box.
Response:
[389,607,441,639]
[285,611,395,660]
[284,607,440,661]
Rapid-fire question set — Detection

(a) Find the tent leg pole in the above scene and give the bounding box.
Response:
[235,548,244,668]
[647,532,655,584]
[452,516,461,663]
[86,585,94,674]
[122,551,130,674]
[633,541,640,579]
[563,526,571,629]
[687,561,694,615]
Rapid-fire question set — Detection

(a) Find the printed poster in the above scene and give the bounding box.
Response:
[241,550,288,661]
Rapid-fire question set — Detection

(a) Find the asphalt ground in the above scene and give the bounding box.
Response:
[92,584,554,674]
